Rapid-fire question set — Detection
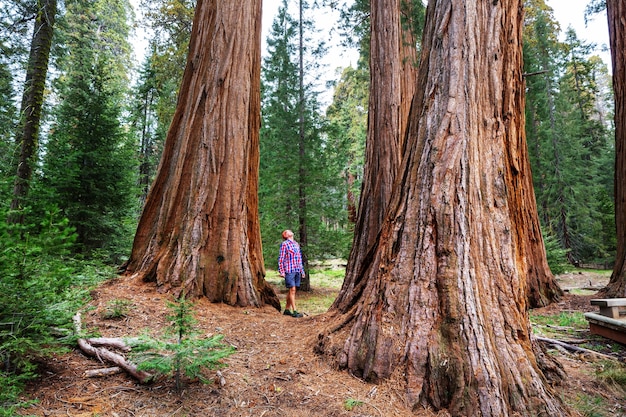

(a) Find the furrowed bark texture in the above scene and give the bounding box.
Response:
[318,0,568,415]
[333,0,418,310]
[509,29,563,308]
[10,0,57,220]
[602,0,626,297]
[124,0,279,310]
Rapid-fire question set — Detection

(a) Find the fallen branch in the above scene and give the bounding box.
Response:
[86,337,133,352]
[73,313,153,383]
[534,336,615,360]
[84,367,122,378]
[543,324,588,333]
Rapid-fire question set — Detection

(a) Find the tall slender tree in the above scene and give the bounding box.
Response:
[124,0,280,309]
[331,0,422,309]
[296,0,310,290]
[317,0,568,413]
[602,0,626,296]
[130,55,162,204]
[9,0,57,224]
[260,0,351,280]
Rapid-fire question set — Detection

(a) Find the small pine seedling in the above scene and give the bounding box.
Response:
[127,293,235,392]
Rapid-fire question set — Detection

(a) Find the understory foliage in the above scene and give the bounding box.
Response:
[0,208,113,414]
[128,295,235,392]
[543,228,571,275]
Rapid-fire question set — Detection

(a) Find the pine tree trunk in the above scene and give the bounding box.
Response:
[333,0,418,310]
[124,0,280,310]
[602,0,626,297]
[9,0,57,223]
[297,0,310,292]
[317,1,567,414]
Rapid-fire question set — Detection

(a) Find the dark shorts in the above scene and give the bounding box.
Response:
[284,271,301,289]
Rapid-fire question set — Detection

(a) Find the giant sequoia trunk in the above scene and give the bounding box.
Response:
[10,0,57,223]
[317,0,567,414]
[333,0,418,309]
[601,0,626,297]
[124,0,280,310]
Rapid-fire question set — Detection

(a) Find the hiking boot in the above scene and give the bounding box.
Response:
[292,310,303,318]
[283,309,293,316]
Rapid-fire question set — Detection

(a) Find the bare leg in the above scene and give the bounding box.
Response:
[286,287,297,311]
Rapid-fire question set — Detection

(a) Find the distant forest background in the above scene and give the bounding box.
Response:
[0,0,614,269]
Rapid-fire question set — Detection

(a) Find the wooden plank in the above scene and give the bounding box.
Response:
[590,298,626,307]
[584,312,626,345]
[588,322,626,345]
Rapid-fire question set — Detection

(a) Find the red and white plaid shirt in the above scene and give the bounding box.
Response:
[278,239,304,276]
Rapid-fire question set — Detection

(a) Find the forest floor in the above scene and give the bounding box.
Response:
[16,269,626,417]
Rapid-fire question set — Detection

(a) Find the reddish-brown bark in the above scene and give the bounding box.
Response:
[318,1,568,414]
[601,0,626,297]
[123,0,279,310]
[333,0,418,311]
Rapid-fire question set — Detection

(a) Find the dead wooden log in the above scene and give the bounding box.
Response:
[534,335,615,360]
[73,313,152,383]
[84,367,122,378]
[86,337,132,352]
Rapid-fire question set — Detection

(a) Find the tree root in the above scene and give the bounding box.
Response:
[534,335,616,360]
[73,312,153,383]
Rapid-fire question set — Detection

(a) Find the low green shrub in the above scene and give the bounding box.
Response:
[0,208,113,411]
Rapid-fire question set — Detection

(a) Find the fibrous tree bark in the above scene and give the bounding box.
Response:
[123,0,280,310]
[9,0,57,223]
[317,0,568,414]
[601,0,626,297]
[332,0,418,310]
[515,153,563,307]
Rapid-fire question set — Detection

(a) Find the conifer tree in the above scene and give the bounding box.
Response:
[260,0,351,279]
[524,1,615,267]
[129,55,162,204]
[124,0,280,309]
[325,65,369,224]
[41,0,137,258]
[0,58,17,193]
[556,28,615,263]
[139,0,194,155]
[318,0,568,412]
